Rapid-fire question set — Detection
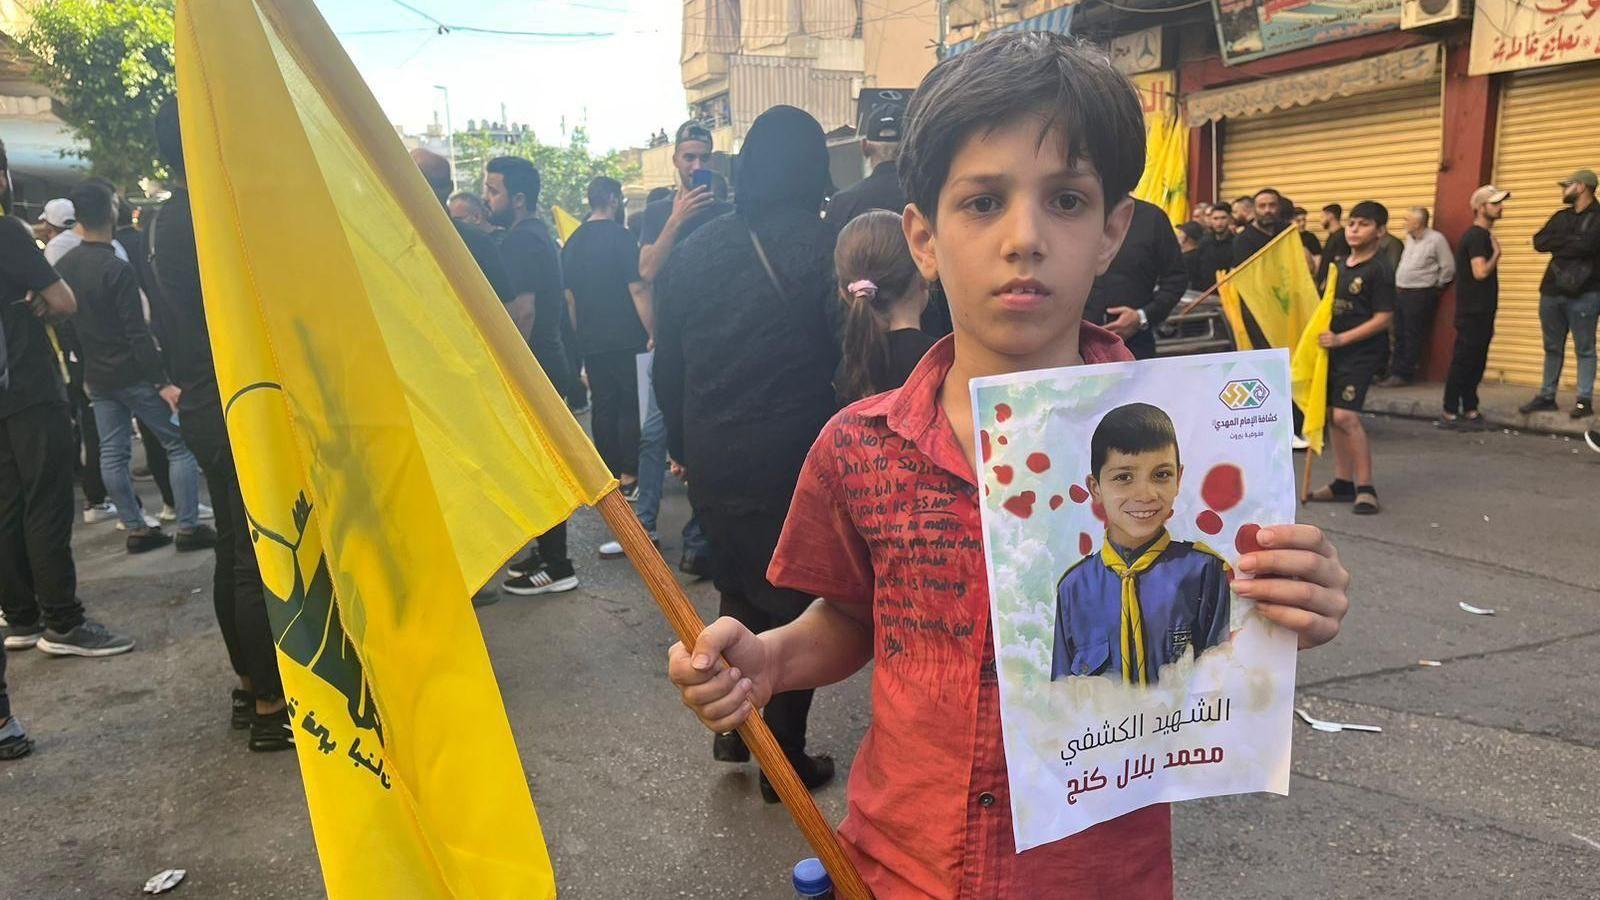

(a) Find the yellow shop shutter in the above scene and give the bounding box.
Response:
[1487,61,1600,390]
[1220,80,1443,238]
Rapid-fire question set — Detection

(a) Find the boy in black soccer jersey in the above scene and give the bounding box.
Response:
[1308,200,1395,515]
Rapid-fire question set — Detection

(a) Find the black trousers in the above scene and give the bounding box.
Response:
[181,403,283,702]
[0,629,9,720]
[0,403,85,633]
[1444,311,1496,415]
[699,506,815,757]
[65,359,106,505]
[1125,327,1157,360]
[1391,287,1440,380]
[586,349,641,479]
[561,314,587,407]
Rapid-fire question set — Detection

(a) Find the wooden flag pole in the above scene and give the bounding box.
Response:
[595,489,873,900]
[1300,445,1315,504]
[1172,224,1304,320]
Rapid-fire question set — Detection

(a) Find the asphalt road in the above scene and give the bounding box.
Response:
[1,413,1597,898]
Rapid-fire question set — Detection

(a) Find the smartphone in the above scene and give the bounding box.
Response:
[690,169,714,192]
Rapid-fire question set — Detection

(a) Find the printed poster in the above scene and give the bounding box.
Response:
[1211,0,1402,65]
[972,350,1298,848]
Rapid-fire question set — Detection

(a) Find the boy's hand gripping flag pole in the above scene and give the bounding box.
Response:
[177,1,870,897]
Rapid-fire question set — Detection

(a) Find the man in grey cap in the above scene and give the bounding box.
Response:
[1521,168,1600,419]
[1440,185,1508,429]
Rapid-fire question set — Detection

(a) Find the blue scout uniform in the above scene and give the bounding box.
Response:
[1050,531,1231,686]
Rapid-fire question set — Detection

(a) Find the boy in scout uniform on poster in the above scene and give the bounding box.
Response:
[1307,200,1396,516]
[1051,403,1231,686]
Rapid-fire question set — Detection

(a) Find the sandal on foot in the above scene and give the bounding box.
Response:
[1307,483,1355,503]
[1352,490,1380,515]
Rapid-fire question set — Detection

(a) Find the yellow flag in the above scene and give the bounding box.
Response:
[1216,279,1254,351]
[1225,224,1320,349]
[1158,119,1189,226]
[552,204,583,244]
[177,1,614,896]
[1291,277,1338,456]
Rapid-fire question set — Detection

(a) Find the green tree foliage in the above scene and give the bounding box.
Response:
[452,123,639,223]
[21,0,176,188]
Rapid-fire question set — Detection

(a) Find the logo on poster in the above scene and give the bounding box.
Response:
[1219,379,1270,410]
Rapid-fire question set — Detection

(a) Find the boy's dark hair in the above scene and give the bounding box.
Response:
[155,95,185,178]
[898,32,1143,223]
[69,181,115,230]
[1349,200,1388,227]
[1322,203,1342,218]
[587,175,622,210]
[486,156,540,210]
[1091,402,1180,478]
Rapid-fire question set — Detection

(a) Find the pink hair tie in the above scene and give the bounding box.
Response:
[847,279,878,300]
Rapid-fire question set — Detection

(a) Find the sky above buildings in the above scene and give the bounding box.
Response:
[313,0,688,152]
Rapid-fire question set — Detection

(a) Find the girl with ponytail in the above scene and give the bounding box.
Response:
[834,210,933,402]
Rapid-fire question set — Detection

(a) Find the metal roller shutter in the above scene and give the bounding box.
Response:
[1487,62,1600,390]
[1220,80,1443,232]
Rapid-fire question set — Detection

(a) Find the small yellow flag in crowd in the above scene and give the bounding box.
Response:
[1291,277,1339,457]
[552,204,583,243]
[1134,111,1190,227]
[177,0,615,896]
[1224,225,1321,351]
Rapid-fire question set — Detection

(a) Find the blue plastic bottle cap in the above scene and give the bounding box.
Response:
[792,857,832,896]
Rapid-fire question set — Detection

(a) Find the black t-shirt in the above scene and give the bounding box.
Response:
[0,215,68,417]
[637,193,732,249]
[1299,229,1322,256]
[561,218,646,356]
[455,221,513,304]
[1330,254,1396,356]
[1454,225,1498,316]
[885,327,937,391]
[824,160,906,229]
[1232,221,1285,266]
[55,242,165,392]
[1318,228,1351,284]
[498,216,566,342]
[143,190,221,414]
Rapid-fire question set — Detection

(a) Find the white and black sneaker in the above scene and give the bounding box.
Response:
[503,569,579,596]
[506,549,543,579]
[35,620,135,658]
[3,622,45,650]
[83,502,118,525]
[1585,425,1600,455]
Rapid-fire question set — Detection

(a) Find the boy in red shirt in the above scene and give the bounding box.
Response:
[668,33,1350,898]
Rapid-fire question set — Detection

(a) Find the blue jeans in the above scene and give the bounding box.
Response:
[1539,291,1600,401]
[90,383,201,531]
[634,352,707,557]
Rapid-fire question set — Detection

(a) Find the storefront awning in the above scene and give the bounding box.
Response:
[1184,43,1439,125]
[948,4,1074,57]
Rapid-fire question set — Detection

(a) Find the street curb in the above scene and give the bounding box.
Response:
[1363,388,1588,438]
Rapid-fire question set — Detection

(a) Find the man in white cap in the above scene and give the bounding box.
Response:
[35,198,74,251]
[1439,185,1508,429]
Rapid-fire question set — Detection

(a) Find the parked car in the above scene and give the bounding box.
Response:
[1155,289,1236,357]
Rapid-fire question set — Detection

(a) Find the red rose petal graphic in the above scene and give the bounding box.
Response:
[1068,484,1089,504]
[998,435,1009,446]
[1196,509,1224,535]
[981,429,991,463]
[1049,495,1064,510]
[995,403,1012,423]
[1235,523,1263,555]
[994,465,1014,485]
[1079,532,1093,555]
[1201,464,1246,513]
[1026,452,1051,473]
[1002,491,1035,519]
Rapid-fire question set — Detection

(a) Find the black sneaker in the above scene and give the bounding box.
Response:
[1572,399,1594,420]
[1459,412,1488,431]
[0,716,34,760]
[249,707,294,753]
[713,732,751,763]
[2,622,44,650]
[503,569,579,596]
[1518,395,1557,414]
[679,552,712,581]
[35,620,135,658]
[126,528,173,554]
[506,549,543,579]
[231,689,253,730]
[759,752,836,804]
[620,483,640,503]
[175,524,218,552]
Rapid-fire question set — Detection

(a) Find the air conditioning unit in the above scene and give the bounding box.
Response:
[1401,0,1468,30]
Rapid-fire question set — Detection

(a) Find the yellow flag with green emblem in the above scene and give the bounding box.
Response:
[177,0,615,896]
[1291,277,1338,456]
[1226,224,1321,349]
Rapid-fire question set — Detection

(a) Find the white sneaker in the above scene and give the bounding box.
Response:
[83,502,118,524]
[159,503,214,523]
[598,535,655,560]
[116,513,161,531]
[1291,435,1310,451]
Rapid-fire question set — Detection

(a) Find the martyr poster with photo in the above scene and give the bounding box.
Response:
[971,349,1298,849]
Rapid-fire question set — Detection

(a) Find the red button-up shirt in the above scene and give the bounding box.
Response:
[770,329,1173,899]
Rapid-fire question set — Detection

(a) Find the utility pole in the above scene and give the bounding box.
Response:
[433,84,454,188]
[937,0,948,60]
